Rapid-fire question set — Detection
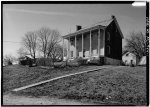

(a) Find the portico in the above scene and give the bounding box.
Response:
[63,25,105,60]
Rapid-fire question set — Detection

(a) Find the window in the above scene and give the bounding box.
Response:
[71,51,73,57]
[107,46,110,55]
[107,32,110,41]
[126,53,129,56]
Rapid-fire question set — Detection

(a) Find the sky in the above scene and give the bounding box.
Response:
[3,4,146,57]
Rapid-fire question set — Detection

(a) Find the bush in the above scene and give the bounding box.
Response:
[76,57,87,65]
[36,58,52,66]
[8,60,12,65]
[19,60,27,65]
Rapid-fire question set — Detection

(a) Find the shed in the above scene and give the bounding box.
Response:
[122,52,138,66]
[138,56,146,66]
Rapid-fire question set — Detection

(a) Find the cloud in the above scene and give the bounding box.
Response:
[5,8,76,16]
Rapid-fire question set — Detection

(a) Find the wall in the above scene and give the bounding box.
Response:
[105,20,122,60]
[91,30,98,56]
[100,29,104,56]
[104,57,121,65]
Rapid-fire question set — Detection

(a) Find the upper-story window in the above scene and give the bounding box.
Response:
[107,32,110,41]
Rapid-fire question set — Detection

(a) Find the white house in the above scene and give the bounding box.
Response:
[122,52,137,66]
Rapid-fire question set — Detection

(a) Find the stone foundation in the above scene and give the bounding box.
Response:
[104,57,121,65]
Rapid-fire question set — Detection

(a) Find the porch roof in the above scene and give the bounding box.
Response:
[63,18,113,39]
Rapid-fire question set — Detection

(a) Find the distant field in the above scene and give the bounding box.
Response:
[3,65,103,93]
[14,66,147,105]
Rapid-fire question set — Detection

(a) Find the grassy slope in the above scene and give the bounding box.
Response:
[3,65,102,93]
[15,66,147,105]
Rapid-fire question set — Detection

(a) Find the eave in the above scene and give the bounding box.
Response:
[63,25,106,39]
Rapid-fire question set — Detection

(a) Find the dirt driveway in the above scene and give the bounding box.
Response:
[3,93,96,105]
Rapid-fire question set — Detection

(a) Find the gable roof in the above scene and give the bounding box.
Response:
[122,51,136,57]
[112,16,124,38]
[63,15,124,39]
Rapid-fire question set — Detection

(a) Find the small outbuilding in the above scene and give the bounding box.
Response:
[138,56,146,66]
[122,52,139,66]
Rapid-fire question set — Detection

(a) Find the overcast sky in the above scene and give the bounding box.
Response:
[3,4,146,57]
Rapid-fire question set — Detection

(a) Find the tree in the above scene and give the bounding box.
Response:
[17,47,29,57]
[37,27,61,59]
[3,54,16,66]
[22,31,37,62]
[125,32,146,59]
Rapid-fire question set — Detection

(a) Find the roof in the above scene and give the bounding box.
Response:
[63,16,124,39]
[25,55,33,59]
[122,51,136,57]
[63,18,113,38]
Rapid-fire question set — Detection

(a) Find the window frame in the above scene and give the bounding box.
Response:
[107,32,110,41]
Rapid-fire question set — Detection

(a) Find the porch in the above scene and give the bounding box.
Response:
[63,26,105,61]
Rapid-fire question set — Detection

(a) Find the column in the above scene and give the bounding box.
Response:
[90,31,92,57]
[63,38,64,59]
[67,37,70,59]
[98,28,100,56]
[75,36,77,58]
[69,37,70,59]
[104,29,105,56]
[82,33,84,57]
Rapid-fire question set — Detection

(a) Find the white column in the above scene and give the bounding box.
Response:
[103,29,105,56]
[67,37,70,59]
[69,37,70,59]
[63,38,64,59]
[98,28,100,56]
[75,36,77,58]
[82,33,84,57]
[90,31,92,57]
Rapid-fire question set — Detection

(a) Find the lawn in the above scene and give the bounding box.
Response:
[3,64,103,93]
[13,66,147,105]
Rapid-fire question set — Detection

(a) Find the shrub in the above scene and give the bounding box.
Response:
[76,57,87,65]
[8,60,12,65]
[36,58,52,66]
[19,60,28,65]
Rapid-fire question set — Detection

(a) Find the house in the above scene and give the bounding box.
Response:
[122,52,138,66]
[138,56,146,66]
[62,15,123,65]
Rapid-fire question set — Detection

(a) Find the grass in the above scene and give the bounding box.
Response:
[3,64,102,93]
[14,66,147,105]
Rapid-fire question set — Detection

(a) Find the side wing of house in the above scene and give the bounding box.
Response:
[104,20,123,65]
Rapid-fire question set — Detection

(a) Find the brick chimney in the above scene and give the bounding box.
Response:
[111,15,115,19]
[76,25,82,31]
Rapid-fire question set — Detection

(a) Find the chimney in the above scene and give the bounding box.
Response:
[111,15,115,19]
[76,25,82,31]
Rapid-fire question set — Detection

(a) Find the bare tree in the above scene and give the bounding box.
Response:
[125,32,146,59]
[37,27,61,59]
[17,47,29,57]
[22,31,37,62]
[3,54,16,65]
[50,44,63,61]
